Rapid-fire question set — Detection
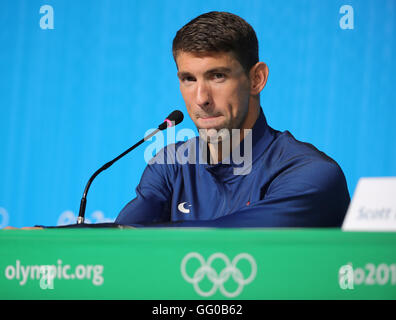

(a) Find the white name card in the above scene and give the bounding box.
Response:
[342,177,396,231]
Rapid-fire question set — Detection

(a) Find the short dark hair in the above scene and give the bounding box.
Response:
[172,11,259,74]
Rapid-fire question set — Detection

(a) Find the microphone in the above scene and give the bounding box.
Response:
[158,110,184,131]
[77,110,184,224]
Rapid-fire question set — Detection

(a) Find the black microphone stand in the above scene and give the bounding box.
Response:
[77,128,160,224]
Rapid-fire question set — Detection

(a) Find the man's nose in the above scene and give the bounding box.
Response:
[196,81,211,109]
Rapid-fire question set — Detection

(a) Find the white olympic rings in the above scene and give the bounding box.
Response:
[180,252,257,298]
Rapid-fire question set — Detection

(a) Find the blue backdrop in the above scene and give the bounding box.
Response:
[1,0,395,227]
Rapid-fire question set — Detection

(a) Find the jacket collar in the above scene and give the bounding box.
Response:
[197,107,275,181]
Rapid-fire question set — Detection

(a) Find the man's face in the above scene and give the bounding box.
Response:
[176,51,252,137]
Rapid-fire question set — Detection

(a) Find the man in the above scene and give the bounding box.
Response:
[115,11,350,228]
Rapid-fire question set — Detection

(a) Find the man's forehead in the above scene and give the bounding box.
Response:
[175,51,241,72]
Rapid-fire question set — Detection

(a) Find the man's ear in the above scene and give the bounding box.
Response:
[249,62,269,95]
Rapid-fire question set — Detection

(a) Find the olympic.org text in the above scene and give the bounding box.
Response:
[4,260,104,288]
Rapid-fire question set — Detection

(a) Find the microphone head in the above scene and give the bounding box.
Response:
[159,110,184,130]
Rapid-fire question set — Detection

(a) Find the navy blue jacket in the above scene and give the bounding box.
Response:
[115,108,350,228]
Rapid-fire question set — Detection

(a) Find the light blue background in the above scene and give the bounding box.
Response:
[0,0,395,227]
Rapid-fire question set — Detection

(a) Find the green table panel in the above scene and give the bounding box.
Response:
[0,229,395,299]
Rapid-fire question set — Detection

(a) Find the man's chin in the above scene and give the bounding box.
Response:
[198,127,232,144]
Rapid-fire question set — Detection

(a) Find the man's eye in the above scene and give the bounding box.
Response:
[213,73,225,81]
[182,76,195,82]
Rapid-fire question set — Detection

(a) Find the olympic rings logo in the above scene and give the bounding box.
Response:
[180,252,257,298]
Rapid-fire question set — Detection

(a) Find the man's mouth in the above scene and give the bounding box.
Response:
[196,114,225,129]
[199,113,222,119]
[200,115,220,119]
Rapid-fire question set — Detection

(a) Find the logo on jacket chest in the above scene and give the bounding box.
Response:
[178,202,192,214]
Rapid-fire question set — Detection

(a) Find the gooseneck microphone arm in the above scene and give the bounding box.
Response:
[77,129,159,224]
[77,110,184,224]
